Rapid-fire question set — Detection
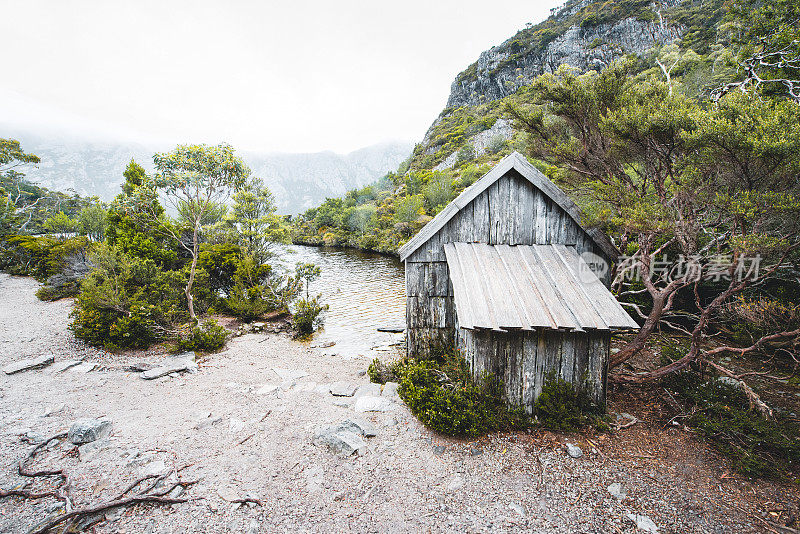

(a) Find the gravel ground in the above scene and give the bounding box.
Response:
[0,273,796,533]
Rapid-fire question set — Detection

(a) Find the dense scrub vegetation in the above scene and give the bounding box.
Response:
[666,371,800,480]
[1,142,326,352]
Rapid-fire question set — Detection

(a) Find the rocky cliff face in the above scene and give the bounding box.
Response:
[445,0,682,110]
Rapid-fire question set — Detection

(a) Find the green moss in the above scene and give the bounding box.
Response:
[534,372,607,431]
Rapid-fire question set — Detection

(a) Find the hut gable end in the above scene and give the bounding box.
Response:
[399,152,618,266]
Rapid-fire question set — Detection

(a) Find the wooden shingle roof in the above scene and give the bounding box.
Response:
[398,152,619,262]
[443,242,639,331]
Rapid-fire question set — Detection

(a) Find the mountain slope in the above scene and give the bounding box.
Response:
[4,128,411,215]
[292,0,727,254]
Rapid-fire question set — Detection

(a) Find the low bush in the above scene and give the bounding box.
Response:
[666,371,800,480]
[175,319,228,353]
[69,244,190,350]
[291,295,328,337]
[534,372,606,431]
[223,255,288,321]
[395,352,528,438]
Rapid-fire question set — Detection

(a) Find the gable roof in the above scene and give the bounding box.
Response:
[444,242,639,331]
[398,151,619,262]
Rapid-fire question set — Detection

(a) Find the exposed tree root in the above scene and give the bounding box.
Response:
[3,430,198,533]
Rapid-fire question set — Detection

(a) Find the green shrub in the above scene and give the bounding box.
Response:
[534,372,606,431]
[666,371,800,480]
[175,319,228,353]
[0,235,90,281]
[69,244,188,350]
[397,352,528,438]
[197,243,243,296]
[36,282,81,301]
[223,255,285,321]
[70,301,160,351]
[292,296,328,337]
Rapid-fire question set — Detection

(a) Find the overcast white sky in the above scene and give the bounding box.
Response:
[0,0,561,153]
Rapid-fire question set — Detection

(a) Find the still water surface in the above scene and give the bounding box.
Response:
[274,245,406,356]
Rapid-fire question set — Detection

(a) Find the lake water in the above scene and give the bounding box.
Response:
[274,244,406,357]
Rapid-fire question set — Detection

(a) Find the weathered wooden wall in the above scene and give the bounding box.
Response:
[458,328,610,410]
[405,169,613,358]
[405,170,611,284]
[405,261,455,357]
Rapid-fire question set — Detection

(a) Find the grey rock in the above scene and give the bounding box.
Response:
[139,459,168,477]
[71,362,96,373]
[626,513,659,533]
[433,445,446,456]
[255,384,281,395]
[381,381,400,398]
[565,443,583,458]
[50,360,83,373]
[68,419,112,445]
[337,418,377,437]
[445,12,681,110]
[42,404,66,417]
[354,395,393,413]
[246,519,261,534]
[228,418,248,433]
[124,362,155,372]
[195,415,222,430]
[217,486,240,502]
[330,382,358,397]
[469,447,483,456]
[608,482,626,500]
[717,376,742,388]
[353,383,382,398]
[23,431,45,444]
[140,358,197,380]
[509,502,526,518]
[312,427,367,457]
[3,355,55,375]
[332,399,351,408]
[78,437,111,462]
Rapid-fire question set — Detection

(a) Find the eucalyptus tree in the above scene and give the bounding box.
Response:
[228,176,287,264]
[131,143,250,319]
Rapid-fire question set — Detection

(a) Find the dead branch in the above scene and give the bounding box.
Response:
[230,496,263,506]
[27,494,191,534]
[0,489,60,500]
[704,360,775,420]
[18,432,69,479]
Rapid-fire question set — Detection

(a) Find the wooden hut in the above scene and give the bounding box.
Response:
[399,152,638,409]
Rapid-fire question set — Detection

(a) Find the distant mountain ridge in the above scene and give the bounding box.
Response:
[3,127,411,215]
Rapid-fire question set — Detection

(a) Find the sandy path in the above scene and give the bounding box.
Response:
[0,273,790,533]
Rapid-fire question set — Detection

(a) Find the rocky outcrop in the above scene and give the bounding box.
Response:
[445,5,682,110]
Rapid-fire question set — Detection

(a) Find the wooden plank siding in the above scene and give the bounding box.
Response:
[458,328,610,410]
[405,173,611,283]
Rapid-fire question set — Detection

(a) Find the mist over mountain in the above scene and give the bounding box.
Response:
[3,126,411,215]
